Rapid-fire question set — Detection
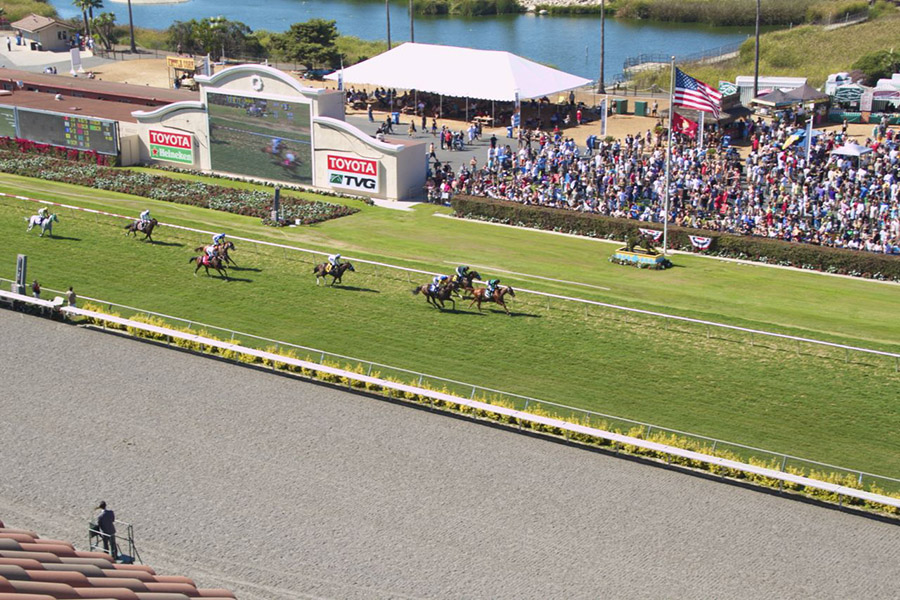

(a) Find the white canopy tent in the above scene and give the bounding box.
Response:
[325,42,592,101]
[831,142,873,157]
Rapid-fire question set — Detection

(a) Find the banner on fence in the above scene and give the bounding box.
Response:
[639,228,663,241]
[689,235,712,250]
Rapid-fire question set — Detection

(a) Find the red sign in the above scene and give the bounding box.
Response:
[149,130,192,149]
[326,155,377,176]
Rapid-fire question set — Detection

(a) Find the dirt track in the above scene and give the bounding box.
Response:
[1,309,899,599]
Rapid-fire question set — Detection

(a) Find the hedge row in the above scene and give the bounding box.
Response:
[76,302,900,517]
[451,196,900,281]
[0,148,358,225]
[0,137,117,166]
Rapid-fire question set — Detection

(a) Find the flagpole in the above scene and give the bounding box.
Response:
[698,111,704,149]
[663,57,675,256]
[805,112,813,162]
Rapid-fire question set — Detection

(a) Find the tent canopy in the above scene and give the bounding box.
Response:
[326,43,592,102]
[831,142,873,157]
[785,83,829,103]
[752,88,795,107]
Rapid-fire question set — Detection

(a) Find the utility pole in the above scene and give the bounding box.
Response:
[386,0,392,50]
[598,0,605,93]
[753,0,761,99]
[409,0,414,42]
[126,0,136,53]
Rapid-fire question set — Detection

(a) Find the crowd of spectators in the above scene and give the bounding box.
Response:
[431,115,900,255]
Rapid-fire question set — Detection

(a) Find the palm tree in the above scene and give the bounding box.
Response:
[72,0,91,37]
[87,0,103,33]
[92,12,116,51]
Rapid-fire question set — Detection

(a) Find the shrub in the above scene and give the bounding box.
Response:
[0,148,358,225]
[450,196,900,281]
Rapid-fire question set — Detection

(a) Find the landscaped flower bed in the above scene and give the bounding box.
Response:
[0,149,359,225]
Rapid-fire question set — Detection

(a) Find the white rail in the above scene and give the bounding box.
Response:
[1,288,895,512]
[3,192,899,363]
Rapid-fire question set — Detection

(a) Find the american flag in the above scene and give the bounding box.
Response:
[673,68,722,119]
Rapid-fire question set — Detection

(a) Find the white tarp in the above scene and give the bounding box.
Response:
[831,142,873,157]
[325,42,592,102]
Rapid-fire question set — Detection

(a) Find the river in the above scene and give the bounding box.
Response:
[50,0,753,79]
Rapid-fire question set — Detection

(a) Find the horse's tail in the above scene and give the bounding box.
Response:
[411,286,421,296]
[188,256,197,264]
[313,264,320,274]
[124,223,132,229]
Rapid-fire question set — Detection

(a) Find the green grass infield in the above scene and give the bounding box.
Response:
[1,171,898,479]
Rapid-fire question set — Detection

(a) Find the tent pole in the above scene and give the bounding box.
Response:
[492,101,495,127]
[466,97,469,123]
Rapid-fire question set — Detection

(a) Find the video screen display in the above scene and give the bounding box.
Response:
[0,106,17,138]
[207,91,312,183]
[16,109,118,155]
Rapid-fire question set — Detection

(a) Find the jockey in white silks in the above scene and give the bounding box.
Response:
[38,207,49,224]
[328,253,342,272]
[139,209,151,230]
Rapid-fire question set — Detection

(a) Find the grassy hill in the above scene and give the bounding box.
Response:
[633,3,899,88]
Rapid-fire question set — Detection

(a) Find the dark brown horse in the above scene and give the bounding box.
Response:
[313,261,355,286]
[450,270,482,298]
[469,285,516,315]
[412,282,456,310]
[193,241,237,265]
[189,254,229,279]
[124,218,158,241]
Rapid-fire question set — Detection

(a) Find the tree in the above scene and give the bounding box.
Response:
[166,18,262,59]
[92,12,116,50]
[852,49,900,86]
[72,0,91,37]
[270,19,340,69]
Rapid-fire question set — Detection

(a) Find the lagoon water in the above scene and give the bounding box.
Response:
[50,0,752,79]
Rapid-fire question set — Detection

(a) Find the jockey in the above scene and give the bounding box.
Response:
[205,244,218,259]
[212,233,226,246]
[37,207,49,223]
[328,253,342,272]
[139,209,151,230]
[431,274,449,292]
[486,278,500,296]
[455,265,470,281]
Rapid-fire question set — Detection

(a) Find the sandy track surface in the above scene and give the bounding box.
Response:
[0,309,898,599]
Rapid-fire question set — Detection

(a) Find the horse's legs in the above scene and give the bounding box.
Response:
[499,298,510,315]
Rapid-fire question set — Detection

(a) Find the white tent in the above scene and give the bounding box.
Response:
[325,43,592,101]
[831,142,873,157]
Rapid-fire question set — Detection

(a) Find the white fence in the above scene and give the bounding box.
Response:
[4,192,898,368]
[1,288,898,513]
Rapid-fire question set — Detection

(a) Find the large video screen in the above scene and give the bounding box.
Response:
[0,106,17,138]
[16,108,118,155]
[207,91,312,183]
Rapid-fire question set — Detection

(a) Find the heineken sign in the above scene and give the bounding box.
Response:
[149,130,193,164]
[326,154,379,193]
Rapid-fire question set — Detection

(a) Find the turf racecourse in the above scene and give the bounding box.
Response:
[1,173,899,480]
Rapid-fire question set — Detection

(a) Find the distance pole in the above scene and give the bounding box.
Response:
[663,56,675,256]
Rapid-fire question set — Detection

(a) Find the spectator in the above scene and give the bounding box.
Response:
[31,280,40,299]
[94,501,117,560]
[66,286,76,307]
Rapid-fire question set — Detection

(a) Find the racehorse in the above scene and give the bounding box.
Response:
[313,261,355,286]
[188,254,229,279]
[124,218,158,241]
[25,213,58,237]
[412,282,456,310]
[193,241,237,266]
[450,270,482,298]
[469,285,516,315]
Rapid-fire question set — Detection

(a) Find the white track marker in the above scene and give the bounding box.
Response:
[443,261,611,291]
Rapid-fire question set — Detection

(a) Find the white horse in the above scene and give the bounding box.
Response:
[25,213,58,237]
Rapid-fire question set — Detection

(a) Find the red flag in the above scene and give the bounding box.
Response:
[672,112,698,139]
